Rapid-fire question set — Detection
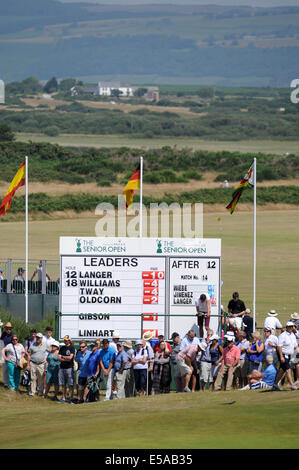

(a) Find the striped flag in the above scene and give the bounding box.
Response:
[0,160,26,216]
[122,163,141,209]
[226,162,254,214]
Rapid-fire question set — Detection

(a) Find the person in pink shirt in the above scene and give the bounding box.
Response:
[177,343,205,393]
[214,335,240,391]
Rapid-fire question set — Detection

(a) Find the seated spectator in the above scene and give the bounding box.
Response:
[176,342,203,393]
[99,338,116,401]
[1,334,25,391]
[170,332,185,393]
[132,340,148,396]
[235,331,249,388]
[153,334,172,354]
[114,342,129,399]
[242,355,277,390]
[247,331,264,373]
[44,341,60,400]
[214,334,241,391]
[152,341,171,395]
[227,292,246,319]
[180,329,200,350]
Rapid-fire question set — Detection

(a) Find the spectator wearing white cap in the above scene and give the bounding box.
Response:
[263,310,282,335]
[26,333,48,397]
[209,334,223,391]
[214,334,241,391]
[273,321,299,391]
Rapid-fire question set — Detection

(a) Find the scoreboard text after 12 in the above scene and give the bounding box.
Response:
[59,237,221,340]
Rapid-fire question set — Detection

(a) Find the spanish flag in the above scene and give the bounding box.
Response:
[122,164,141,209]
[0,160,26,216]
[226,162,254,214]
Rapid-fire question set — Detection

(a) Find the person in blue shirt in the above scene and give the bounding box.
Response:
[88,343,101,379]
[76,341,92,403]
[114,342,129,399]
[241,355,277,390]
[99,339,116,401]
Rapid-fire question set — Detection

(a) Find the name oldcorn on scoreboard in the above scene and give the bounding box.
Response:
[59,237,221,340]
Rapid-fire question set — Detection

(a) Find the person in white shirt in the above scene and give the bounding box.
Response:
[263,310,282,334]
[195,293,211,339]
[110,332,120,354]
[180,330,200,350]
[43,326,56,392]
[272,322,299,391]
[263,327,278,363]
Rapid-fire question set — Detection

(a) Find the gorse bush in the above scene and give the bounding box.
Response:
[0,309,55,345]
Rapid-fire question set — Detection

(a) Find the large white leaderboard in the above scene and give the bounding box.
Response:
[59,237,221,340]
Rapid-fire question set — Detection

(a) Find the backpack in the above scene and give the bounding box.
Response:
[86,376,100,402]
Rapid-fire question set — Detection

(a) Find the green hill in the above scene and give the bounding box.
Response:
[1,1,299,85]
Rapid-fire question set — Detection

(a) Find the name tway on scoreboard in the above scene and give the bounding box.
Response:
[59,237,221,340]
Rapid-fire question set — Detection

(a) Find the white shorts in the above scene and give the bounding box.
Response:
[200,362,213,382]
[177,359,192,376]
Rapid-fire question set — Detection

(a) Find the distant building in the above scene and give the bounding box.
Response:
[70,85,98,96]
[0,80,5,104]
[98,81,134,97]
[143,86,159,101]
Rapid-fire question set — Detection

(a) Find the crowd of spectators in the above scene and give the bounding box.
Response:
[1,293,299,400]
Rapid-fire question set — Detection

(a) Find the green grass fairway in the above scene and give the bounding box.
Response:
[15,133,299,155]
[0,209,298,326]
[0,385,298,449]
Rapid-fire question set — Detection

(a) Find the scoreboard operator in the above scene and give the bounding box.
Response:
[195,294,211,339]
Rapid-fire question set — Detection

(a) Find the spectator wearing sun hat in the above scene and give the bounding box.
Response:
[142,331,155,394]
[214,334,240,391]
[110,331,120,354]
[263,310,282,334]
[290,312,299,331]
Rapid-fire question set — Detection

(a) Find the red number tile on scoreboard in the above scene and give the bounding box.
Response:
[143,314,158,321]
[142,271,165,280]
[143,287,159,295]
[143,295,158,304]
[143,279,159,287]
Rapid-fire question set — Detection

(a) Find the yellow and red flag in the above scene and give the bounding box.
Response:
[0,160,25,216]
[122,163,141,209]
[226,162,254,214]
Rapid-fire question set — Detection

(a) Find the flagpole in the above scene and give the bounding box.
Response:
[25,156,29,323]
[139,156,143,238]
[253,158,256,330]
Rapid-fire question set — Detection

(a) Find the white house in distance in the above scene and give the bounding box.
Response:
[98,81,134,97]
[0,80,5,104]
